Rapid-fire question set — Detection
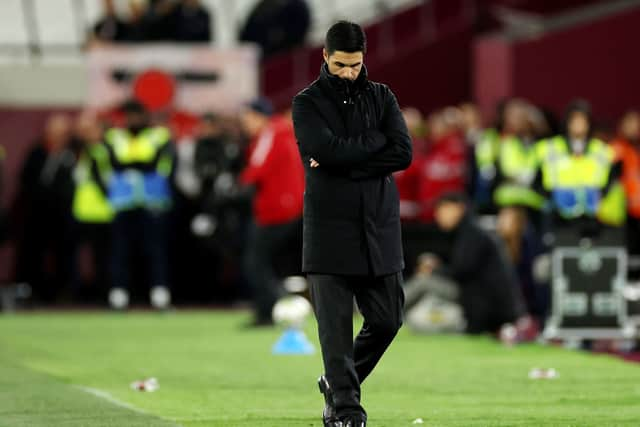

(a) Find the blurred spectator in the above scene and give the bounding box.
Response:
[495,206,548,322]
[191,113,246,246]
[239,98,304,326]
[92,0,129,43]
[479,99,546,215]
[172,0,212,43]
[527,103,552,140]
[404,193,527,334]
[91,0,212,44]
[533,100,625,230]
[398,109,468,273]
[611,110,640,254]
[459,102,483,147]
[395,107,425,221]
[124,0,148,41]
[69,112,113,301]
[15,114,75,302]
[471,101,505,213]
[194,114,243,192]
[168,113,249,303]
[400,110,468,223]
[139,0,177,42]
[239,0,311,58]
[402,107,426,151]
[104,100,175,309]
[458,102,484,197]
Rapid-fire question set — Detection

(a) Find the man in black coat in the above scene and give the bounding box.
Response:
[292,21,411,427]
[423,193,527,334]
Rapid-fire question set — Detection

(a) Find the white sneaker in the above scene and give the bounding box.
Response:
[150,286,171,310]
[109,288,129,310]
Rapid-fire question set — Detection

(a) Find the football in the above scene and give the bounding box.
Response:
[272,295,313,328]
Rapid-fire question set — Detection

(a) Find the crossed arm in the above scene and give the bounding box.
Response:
[349,90,412,180]
[292,88,412,179]
[292,94,387,168]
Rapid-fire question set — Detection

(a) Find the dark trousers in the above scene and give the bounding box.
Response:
[243,218,301,321]
[309,272,404,418]
[70,221,111,300]
[16,211,74,302]
[111,209,169,290]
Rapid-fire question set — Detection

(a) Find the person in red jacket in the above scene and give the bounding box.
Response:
[401,110,468,223]
[611,110,640,255]
[394,107,426,221]
[239,98,305,326]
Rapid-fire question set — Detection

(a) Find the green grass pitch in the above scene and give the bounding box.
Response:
[2,311,640,426]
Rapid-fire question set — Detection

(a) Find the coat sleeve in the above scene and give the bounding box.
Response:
[349,88,412,180]
[292,93,387,167]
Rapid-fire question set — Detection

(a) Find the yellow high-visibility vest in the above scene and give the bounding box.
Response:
[494,135,545,209]
[72,143,114,223]
[105,127,172,175]
[105,126,173,212]
[534,135,625,225]
[475,128,500,180]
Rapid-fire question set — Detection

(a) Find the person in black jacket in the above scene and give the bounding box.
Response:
[292,21,411,427]
[410,193,527,334]
[239,0,311,59]
[15,114,76,302]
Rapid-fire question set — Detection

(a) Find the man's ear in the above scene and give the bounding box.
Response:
[322,48,329,64]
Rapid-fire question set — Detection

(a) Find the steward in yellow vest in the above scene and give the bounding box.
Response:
[69,112,114,300]
[473,127,500,211]
[493,134,546,211]
[72,141,113,224]
[533,102,625,227]
[103,100,174,310]
[104,124,173,212]
[474,100,546,213]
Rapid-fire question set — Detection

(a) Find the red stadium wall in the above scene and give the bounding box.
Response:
[474,6,640,125]
[371,24,473,115]
[473,35,513,122]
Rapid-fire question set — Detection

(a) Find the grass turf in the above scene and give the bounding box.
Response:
[1,311,640,426]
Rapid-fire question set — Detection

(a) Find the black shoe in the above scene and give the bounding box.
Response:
[342,416,366,427]
[318,375,340,427]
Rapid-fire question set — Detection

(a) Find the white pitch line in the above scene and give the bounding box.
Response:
[76,386,182,426]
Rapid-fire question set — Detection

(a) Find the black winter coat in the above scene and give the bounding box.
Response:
[439,215,527,333]
[292,63,412,276]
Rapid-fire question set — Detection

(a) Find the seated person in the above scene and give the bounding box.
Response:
[404,193,529,336]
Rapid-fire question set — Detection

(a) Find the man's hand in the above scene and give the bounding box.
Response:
[310,158,320,168]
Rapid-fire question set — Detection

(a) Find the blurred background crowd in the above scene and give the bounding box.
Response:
[2,0,640,338]
[89,0,311,58]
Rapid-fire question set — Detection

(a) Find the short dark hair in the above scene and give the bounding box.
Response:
[325,21,366,55]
